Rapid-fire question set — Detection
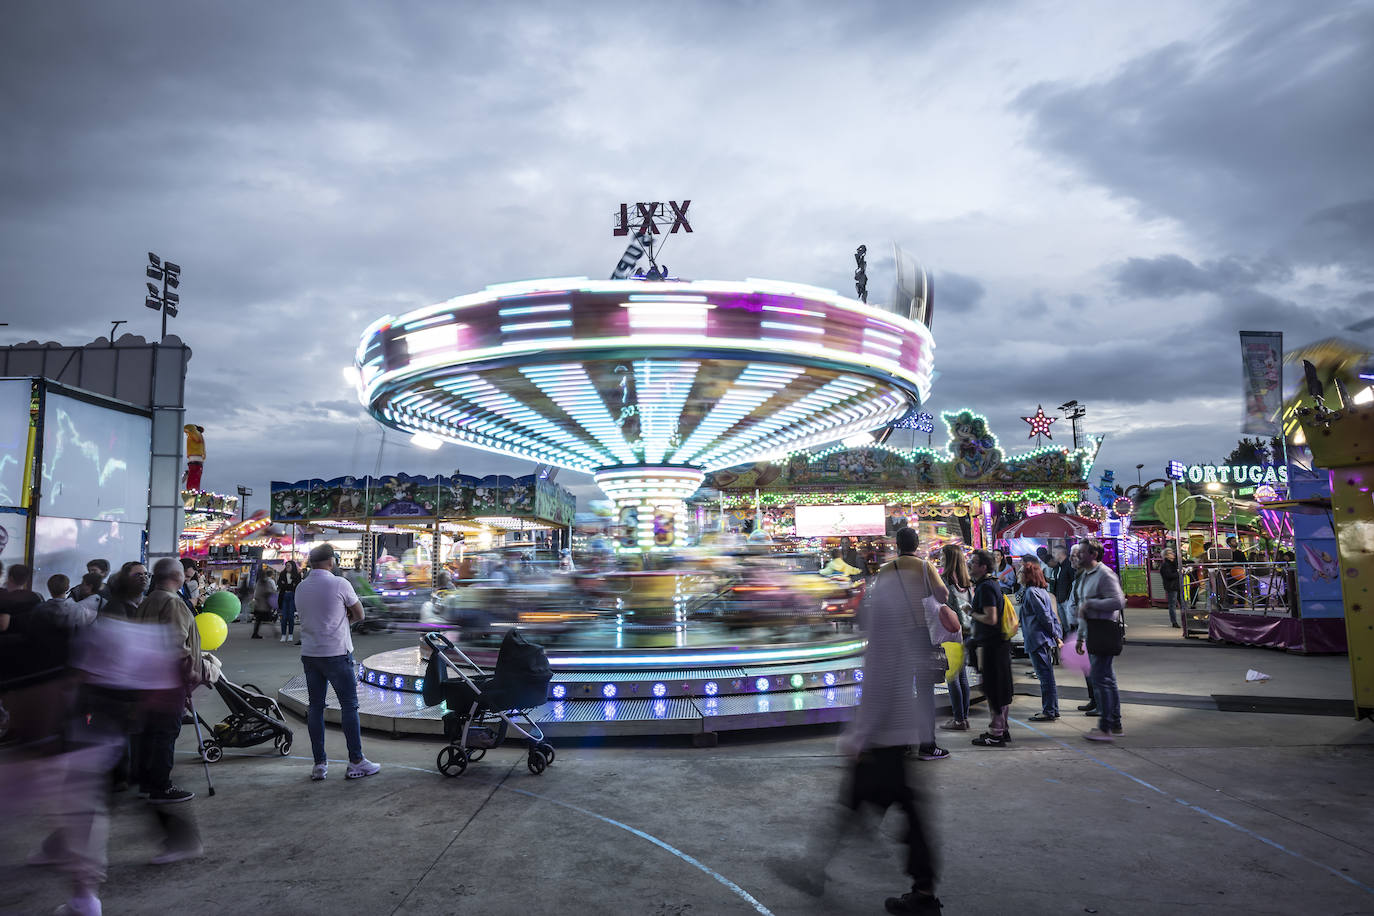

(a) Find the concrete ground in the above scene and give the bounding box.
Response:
[3,619,1373,915]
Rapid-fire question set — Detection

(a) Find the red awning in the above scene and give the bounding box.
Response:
[999,514,1100,539]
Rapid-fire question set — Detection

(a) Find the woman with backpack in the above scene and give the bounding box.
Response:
[967,549,1013,747]
[1018,557,1062,721]
[938,544,974,732]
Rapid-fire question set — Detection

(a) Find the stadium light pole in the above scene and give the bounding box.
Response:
[237,485,252,524]
[145,252,182,340]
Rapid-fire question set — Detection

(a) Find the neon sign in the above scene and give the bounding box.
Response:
[1173,463,1288,485]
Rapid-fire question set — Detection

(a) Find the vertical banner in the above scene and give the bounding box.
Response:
[1239,331,1283,435]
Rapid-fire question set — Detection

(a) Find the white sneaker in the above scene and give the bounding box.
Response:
[310,763,328,781]
[346,758,380,779]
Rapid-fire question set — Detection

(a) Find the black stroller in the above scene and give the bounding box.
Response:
[195,675,294,762]
[421,630,554,777]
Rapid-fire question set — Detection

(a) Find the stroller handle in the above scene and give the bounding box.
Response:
[423,631,456,651]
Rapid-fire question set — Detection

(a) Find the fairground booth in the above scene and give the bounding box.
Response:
[268,471,575,589]
[697,408,1100,558]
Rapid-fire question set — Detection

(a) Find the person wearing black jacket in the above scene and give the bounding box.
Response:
[1050,546,1074,633]
[1160,548,1182,628]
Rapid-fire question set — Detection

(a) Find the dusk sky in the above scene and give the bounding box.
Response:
[3,1,1370,512]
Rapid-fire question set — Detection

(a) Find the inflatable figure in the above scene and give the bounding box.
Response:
[183,424,205,490]
[1095,470,1118,507]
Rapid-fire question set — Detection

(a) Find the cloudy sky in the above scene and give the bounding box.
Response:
[3,0,1370,512]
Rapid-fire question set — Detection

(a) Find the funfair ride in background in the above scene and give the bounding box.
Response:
[353,264,936,550]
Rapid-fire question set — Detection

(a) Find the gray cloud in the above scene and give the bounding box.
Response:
[934,271,985,314]
[1016,1,1374,273]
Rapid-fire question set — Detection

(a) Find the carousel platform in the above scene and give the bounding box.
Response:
[275,629,962,740]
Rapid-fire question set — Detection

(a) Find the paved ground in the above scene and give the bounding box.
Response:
[3,619,1373,915]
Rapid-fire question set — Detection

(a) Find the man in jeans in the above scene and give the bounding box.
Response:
[295,544,380,780]
[1073,538,1126,741]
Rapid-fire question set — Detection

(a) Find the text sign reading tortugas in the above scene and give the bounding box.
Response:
[1179,463,1289,486]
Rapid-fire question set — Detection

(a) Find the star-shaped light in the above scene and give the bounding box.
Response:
[1021,405,1056,439]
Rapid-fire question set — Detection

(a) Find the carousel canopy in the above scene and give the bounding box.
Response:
[999,513,1099,540]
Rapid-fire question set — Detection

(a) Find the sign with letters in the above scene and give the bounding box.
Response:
[613,200,692,236]
[1170,463,1289,486]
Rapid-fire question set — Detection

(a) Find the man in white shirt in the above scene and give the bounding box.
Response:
[295,544,379,781]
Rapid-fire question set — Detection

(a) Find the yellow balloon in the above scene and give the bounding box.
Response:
[195,612,228,652]
[942,641,964,682]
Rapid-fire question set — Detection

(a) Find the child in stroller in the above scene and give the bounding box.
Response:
[420,629,554,777]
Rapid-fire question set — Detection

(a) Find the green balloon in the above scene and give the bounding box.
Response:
[203,590,241,624]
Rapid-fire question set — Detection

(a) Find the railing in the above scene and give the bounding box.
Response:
[1179,560,1297,636]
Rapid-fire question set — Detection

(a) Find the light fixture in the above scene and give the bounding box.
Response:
[551,684,566,699]
[411,431,443,450]
[602,683,617,698]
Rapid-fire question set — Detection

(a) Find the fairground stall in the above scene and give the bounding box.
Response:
[269,471,577,588]
[697,408,1099,557]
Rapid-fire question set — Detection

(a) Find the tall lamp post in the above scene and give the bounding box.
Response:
[236,485,252,524]
[144,252,182,340]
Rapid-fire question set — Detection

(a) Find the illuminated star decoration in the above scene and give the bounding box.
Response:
[1021,405,1056,440]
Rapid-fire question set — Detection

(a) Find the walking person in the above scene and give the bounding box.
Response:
[772,526,946,913]
[937,544,973,733]
[966,549,1013,747]
[250,571,277,639]
[1018,558,1062,721]
[277,560,301,643]
[1160,548,1183,628]
[295,544,380,780]
[993,548,1017,592]
[1073,538,1126,741]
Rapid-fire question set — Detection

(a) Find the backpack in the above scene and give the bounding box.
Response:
[999,593,1019,640]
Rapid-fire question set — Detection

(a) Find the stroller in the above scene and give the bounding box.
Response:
[421,630,554,777]
[195,675,294,762]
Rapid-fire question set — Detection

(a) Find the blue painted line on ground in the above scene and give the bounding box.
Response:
[192,750,775,915]
[1010,717,1374,897]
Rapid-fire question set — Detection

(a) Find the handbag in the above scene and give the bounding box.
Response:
[1084,615,1125,656]
[889,558,955,668]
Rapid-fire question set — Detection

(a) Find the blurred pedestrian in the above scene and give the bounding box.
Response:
[967,549,1013,747]
[775,526,945,913]
[1074,538,1126,741]
[296,544,379,781]
[250,572,277,639]
[277,560,301,643]
[938,544,973,732]
[1018,558,1062,721]
[128,558,202,807]
[0,565,70,746]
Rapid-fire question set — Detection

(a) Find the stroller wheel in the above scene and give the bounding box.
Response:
[201,742,223,763]
[467,747,486,763]
[277,735,292,756]
[536,742,556,765]
[527,749,548,776]
[436,745,468,777]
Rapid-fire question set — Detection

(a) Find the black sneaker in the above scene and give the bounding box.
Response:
[885,890,942,914]
[970,733,1008,747]
[147,785,195,804]
[1076,703,1097,712]
[915,744,950,761]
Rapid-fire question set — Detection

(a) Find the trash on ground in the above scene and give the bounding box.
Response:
[1245,669,1271,682]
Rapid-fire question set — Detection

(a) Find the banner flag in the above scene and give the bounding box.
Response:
[1239,330,1283,435]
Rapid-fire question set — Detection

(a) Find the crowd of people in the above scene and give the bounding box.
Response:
[0,544,380,916]
[774,530,1129,914]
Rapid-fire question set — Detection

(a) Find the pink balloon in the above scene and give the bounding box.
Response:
[1061,640,1092,675]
